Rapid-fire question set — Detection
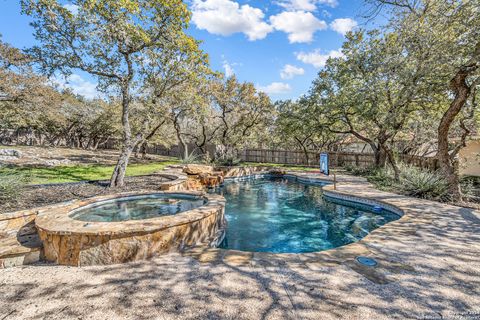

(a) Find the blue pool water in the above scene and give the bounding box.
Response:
[212,176,400,253]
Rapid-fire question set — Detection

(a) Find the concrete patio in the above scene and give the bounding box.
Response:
[1,177,479,319]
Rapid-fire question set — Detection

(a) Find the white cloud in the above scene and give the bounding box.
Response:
[223,60,235,77]
[330,18,358,36]
[296,49,344,68]
[54,74,99,99]
[63,4,79,15]
[257,82,292,95]
[270,11,327,43]
[276,0,338,11]
[280,64,305,79]
[191,0,273,41]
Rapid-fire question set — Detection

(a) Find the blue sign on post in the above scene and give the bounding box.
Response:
[320,153,329,176]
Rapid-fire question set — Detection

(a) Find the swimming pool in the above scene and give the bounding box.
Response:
[212,176,400,253]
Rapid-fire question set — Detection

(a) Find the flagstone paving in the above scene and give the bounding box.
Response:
[1,173,479,319]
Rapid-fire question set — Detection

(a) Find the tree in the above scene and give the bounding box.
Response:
[310,30,432,179]
[0,38,67,145]
[22,0,204,187]
[368,0,480,199]
[274,99,338,164]
[212,76,274,151]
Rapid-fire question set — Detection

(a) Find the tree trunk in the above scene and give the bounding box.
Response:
[294,137,310,166]
[437,69,472,201]
[373,146,387,168]
[110,81,133,188]
[110,145,133,188]
[385,146,400,181]
[175,128,188,159]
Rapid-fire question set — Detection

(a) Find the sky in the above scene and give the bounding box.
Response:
[0,0,370,101]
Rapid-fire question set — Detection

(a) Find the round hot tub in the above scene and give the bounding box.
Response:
[69,194,207,222]
[35,191,226,266]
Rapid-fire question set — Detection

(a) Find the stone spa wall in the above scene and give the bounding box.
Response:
[35,191,226,266]
[0,165,273,268]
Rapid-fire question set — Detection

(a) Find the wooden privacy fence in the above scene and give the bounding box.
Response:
[103,141,440,170]
[3,134,439,170]
[236,149,376,167]
[237,148,439,170]
[398,154,439,171]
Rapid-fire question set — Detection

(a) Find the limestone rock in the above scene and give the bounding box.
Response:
[184,164,213,175]
[0,149,21,158]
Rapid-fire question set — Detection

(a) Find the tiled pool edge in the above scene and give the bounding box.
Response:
[224,171,403,216]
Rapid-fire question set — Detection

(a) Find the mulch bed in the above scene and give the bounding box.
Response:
[1,175,170,213]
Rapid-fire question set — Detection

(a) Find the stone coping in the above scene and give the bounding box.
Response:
[0,208,39,221]
[155,171,187,187]
[35,191,225,237]
[222,171,403,217]
[2,171,479,318]
[0,172,186,218]
[200,171,410,263]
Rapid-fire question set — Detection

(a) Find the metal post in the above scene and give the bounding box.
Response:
[333,173,337,190]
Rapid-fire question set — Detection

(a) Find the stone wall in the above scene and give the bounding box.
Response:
[0,172,191,268]
[0,209,42,268]
[35,192,226,266]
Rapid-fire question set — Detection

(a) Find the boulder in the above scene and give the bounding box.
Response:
[199,174,224,188]
[0,149,21,158]
[183,164,214,175]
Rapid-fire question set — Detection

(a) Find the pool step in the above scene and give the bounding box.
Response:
[0,221,43,268]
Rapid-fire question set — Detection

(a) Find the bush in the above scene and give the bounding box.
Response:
[344,164,377,177]
[349,163,451,202]
[180,152,200,164]
[397,165,450,202]
[216,157,241,166]
[0,172,29,203]
[366,167,396,190]
[460,176,478,200]
[214,145,241,167]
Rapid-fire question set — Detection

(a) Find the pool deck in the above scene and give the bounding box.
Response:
[1,173,480,319]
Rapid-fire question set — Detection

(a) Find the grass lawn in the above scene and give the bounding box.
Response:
[0,161,180,185]
[0,155,320,185]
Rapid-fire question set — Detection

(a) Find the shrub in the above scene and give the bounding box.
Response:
[0,171,29,204]
[349,163,451,202]
[460,176,478,200]
[180,152,200,164]
[366,167,396,190]
[214,145,241,166]
[397,165,450,202]
[344,164,377,177]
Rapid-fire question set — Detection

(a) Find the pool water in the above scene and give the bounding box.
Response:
[70,194,206,222]
[212,176,400,253]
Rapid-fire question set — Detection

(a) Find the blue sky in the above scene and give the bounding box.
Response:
[0,0,368,100]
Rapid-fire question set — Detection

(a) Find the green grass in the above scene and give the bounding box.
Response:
[0,157,318,185]
[0,161,179,185]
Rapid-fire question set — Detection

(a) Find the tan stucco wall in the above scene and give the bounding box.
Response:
[459,140,480,177]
